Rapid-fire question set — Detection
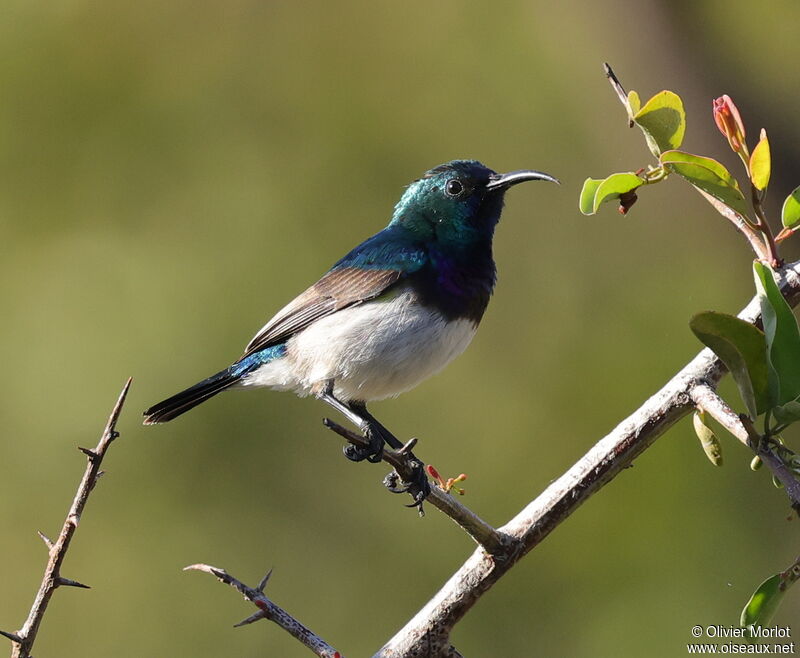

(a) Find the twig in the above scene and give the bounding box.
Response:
[690,383,800,511]
[695,189,770,263]
[750,181,782,268]
[185,564,341,658]
[2,378,132,658]
[603,62,634,127]
[690,383,750,444]
[374,260,800,657]
[322,419,509,556]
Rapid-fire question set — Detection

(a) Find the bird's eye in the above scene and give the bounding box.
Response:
[445,179,464,197]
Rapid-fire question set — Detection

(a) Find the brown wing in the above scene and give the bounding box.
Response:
[242,266,403,358]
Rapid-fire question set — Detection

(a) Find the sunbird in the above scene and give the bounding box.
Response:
[144,160,557,467]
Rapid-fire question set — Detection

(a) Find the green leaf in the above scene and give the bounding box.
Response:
[633,91,686,157]
[692,410,723,466]
[579,178,603,215]
[753,262,800,406]
[749,131,771,191]
[773,399,800,425]
[690,311,770,417]
[781,185,800,229]
[660,150,733,180]
[592,173,644,213]
[627,90,641,116]
[740,574,785,630]
[660,150,750,218]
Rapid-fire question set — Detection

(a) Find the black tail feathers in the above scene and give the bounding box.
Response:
[143,367,242,425]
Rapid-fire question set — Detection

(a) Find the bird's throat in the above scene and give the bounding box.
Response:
[413,244,496,324]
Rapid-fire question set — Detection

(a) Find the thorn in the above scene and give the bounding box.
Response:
[234,610,268,627]
[0,629,22,643]
[89,471,105,492]
[236,610,269,627]
[56,576,91,589]
[37,531,54,550]
[256,568,273,593]
[397,437,418,456]
[77,446,98,460]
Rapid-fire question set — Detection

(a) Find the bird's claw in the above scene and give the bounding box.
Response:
[366,448,384,464]
[342,429,385,463]
[383,470,407,493]
[330,412,429,511]
[405,486,429,511]
[383,460,431,511]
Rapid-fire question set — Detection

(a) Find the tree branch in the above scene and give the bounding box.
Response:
[185,564,341,658]
[3,378,131,658]
[374,260,800,657]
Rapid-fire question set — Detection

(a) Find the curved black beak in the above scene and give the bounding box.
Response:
[485,169,560,191]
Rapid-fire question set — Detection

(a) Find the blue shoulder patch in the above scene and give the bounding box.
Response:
[332,226,427,273]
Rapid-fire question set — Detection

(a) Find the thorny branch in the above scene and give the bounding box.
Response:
[185,564,341,658]
[2,378,132,658]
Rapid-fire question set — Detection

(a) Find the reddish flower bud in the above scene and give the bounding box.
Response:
[425,464,447,491]
[713,95,747,154]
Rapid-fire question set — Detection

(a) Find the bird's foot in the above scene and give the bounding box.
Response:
[383,458,431,512]
[322,417,430,513]
[342,425,385,463]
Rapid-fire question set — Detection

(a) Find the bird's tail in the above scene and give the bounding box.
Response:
[143,344,287,425]
[143,366,245,424]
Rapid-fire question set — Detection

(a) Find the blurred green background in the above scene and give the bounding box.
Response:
[2,1,799,656]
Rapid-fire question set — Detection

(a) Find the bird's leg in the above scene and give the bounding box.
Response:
[315,382,385,463]
[348,402,403,450]
[316,382,431,506]
[349,401,431,506]
[343,400,398,464]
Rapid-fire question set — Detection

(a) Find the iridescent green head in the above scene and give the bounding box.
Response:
[390,160,557,246]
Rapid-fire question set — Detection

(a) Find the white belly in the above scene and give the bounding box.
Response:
[240,286,478,402]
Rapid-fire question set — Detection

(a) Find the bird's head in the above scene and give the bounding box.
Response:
[390,160,558,247]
